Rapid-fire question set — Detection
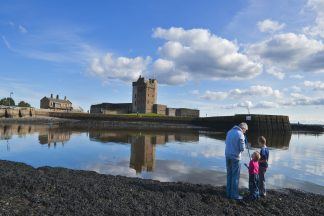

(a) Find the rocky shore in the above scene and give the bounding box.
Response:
[0,160,323,215]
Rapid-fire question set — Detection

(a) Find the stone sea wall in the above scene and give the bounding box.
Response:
[0,108,291,133]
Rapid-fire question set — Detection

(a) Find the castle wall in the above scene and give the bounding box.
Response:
[175,108,200,118]
[90,103,132,114]
[166,108,176,116]
[153,104,166,115]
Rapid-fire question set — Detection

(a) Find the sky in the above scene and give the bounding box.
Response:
[1,0,324,123]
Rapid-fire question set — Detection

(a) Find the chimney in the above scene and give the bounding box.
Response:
[50,94,53,98]
[64,96,67,100]
[56,95,59,99]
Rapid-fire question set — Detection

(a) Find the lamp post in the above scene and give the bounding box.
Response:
[9,92,13,107]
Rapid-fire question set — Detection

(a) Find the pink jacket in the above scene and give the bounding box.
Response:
[249,160,259,175]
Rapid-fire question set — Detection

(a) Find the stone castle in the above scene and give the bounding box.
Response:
[132,76,157,113]
[90,76,199,117]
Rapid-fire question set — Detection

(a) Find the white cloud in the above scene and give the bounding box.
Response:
[152,58,189,85]
[248,33,324,72]
[201,85,282,101]
[152,27,262,85]
[230,85,282,98]
[7,21,28,34]
[18,25,28,34]
[281,93,324,106]
[290,74,304,79]
[257,19,285,33]
[222,100,253,109]
[291,93,311,100]
[267,67,285,79]
[291,85,302,92]
[190,90,200,95]
[221,92,324,109]
[2,27,101,64]
[1,35,11,49]
[304,80,324,90]
[89,53,151,82]
[254,101,280,108]
[201,90,227,100]
[303,0,324,38]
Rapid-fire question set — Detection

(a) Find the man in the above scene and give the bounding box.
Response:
[225,122,248,200]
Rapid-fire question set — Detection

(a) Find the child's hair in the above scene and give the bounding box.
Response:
[258,136,266,145]
[252,151,261,161]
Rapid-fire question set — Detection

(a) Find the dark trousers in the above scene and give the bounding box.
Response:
[259,166,267,195]
[249,174,259,199]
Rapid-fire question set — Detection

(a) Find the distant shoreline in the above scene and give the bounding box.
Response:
[291,123,324,132]
[0,117,206,131]
[0,117,323,132]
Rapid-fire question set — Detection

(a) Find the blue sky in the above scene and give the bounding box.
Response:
[1,0,324,123]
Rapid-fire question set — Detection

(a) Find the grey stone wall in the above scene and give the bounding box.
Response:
[90,103,132,114]
[166,108,176,116]
[175,108,200,118]
[153,104,167,115]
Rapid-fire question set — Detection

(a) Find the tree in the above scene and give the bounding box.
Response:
[18,101,31,107]
[0,97,15,106]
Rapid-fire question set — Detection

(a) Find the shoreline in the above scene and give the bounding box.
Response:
[0,117,208,131]
[0,160,323,215]
[0,117,323,133]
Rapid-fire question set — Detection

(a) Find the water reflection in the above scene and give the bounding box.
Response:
[38,128,71,147]
[130,135,156,173]
[89,130,199,173]
[202,130,292,149]
[1,124,324,195]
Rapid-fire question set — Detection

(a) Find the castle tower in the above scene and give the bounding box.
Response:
[132,76,157,113]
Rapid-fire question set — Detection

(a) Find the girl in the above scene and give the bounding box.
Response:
[245,151,261,200]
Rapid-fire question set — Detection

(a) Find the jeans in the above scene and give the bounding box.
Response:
[249,174,259,200]
[259,166,267,195]
[226,157,241,199]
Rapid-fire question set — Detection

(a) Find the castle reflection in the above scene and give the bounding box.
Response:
[89,130,199,173]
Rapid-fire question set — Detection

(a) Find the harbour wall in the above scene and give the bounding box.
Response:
[0,108,291,133]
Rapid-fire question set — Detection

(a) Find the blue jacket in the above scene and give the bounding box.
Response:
[259,147,269,168]
[225,126,245,160]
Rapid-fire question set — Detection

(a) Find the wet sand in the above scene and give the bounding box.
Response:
[0,160,323,215]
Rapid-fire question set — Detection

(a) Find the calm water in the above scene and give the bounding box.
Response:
[0,124,324,195]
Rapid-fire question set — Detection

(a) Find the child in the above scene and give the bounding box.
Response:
[245,151,261,200]
[258,136,269,197]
